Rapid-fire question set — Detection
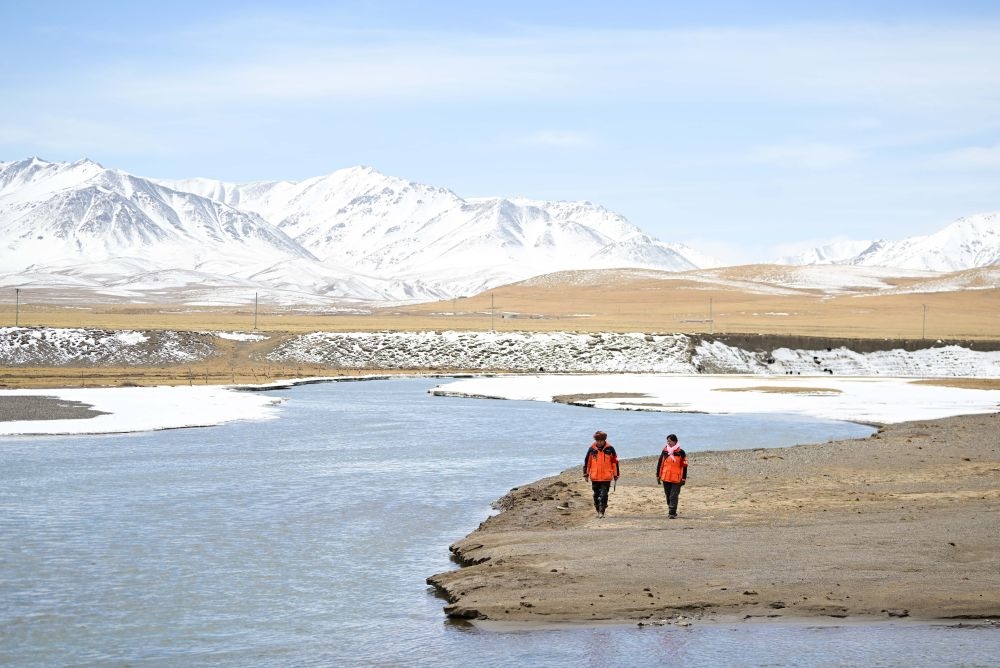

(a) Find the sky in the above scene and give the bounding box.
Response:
[2,1,999,264]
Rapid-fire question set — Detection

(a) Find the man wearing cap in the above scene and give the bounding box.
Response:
[583,430,620,518]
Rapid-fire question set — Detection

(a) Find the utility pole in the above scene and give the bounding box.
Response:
[14,288,19,326]
[254,292,258,331]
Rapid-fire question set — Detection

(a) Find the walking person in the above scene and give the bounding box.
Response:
[656,434,688,519]
[583,430,619,518]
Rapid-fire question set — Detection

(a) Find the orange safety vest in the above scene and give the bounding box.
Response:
[585,443,619,481]
[657,447,687,484]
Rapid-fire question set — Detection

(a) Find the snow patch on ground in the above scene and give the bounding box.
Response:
[0,327,217,366]
[211,331,269,342]
[266,330,697,373]
[431,374,1000,424]
[768,345,1000,377]
[0,385,283,436]
[267,330,1000,377]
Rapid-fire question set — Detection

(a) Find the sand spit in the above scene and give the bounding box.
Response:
[428,413,1000,625]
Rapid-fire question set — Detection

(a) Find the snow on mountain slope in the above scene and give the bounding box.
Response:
[161,166,703,293]
[0,158,314,275]
[701,264,939,293]
[874,266,1000,295]
[847,213,1000,271]
[3,157,997,303]
[784,213,1000,271]
[776,239,874,265]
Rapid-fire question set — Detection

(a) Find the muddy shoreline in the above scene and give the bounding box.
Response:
[0,395,108,422]
[428,412,1000,625]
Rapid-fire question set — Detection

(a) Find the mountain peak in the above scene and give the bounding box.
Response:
[3,156,997,302]
[70,156,106,170]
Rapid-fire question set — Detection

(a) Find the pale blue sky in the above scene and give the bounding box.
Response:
[2,1,999,262]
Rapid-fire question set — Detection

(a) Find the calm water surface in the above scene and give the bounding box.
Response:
[1,378,996,667]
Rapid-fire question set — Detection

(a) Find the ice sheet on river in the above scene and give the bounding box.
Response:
[431,374,999,424]
[0,385,283,436]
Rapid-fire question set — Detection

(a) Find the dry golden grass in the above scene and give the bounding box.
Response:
[0,265,996,389]
[2,266,998,339]
[911,378,1000,390]
[0,332,417,390]
[398,267,1000,339]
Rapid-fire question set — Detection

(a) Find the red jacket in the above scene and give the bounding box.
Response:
[584,443,620,481]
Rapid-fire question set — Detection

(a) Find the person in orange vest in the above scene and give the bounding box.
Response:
[583,430,619,518]
[655,434,688,519]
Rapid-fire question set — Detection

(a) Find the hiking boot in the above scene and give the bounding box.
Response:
[668,513,678,519]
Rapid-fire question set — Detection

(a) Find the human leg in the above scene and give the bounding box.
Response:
[592,481,610,517]
[662,482,681,517]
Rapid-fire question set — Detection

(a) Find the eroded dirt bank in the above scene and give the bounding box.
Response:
[428,413,1000,624]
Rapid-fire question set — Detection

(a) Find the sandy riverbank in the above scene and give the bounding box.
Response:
[428,412,1000,625]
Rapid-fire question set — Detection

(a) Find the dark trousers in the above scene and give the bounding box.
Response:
[591,481,611,510]
[662,481,682,515]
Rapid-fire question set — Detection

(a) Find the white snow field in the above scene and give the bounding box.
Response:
[431,374,999,425]
[0,385,284,436]
[0,327,995,435]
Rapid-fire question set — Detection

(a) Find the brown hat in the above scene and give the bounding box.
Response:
[593,431,607,441]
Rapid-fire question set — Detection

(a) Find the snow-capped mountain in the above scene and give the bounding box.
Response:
[0,157,314,274]
[2,158,706,300]
[1,157,997,304]
[776,239,874,265]
[847,213,1000,271]
[162,166,702,295]
[778,213,1000,271]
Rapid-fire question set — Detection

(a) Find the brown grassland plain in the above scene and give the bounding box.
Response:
[0,266,997,389]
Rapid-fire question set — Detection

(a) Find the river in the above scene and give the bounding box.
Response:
[1,378,996,666]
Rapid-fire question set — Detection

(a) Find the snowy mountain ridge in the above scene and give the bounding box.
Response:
[846,213,1000,271]
[0,157,314,273]
[159,166,701,295]
[0,158,704,301]
[778,213,1000,271]
[0,157,997,304]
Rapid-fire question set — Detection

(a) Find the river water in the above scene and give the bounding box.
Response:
[1,377,996,666]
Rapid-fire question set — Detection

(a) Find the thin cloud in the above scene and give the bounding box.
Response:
[0,117,172,156]
[750,143,863,169]
[931,143,1000,169]
[518,131,596,148]
[25,21,1000,114]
